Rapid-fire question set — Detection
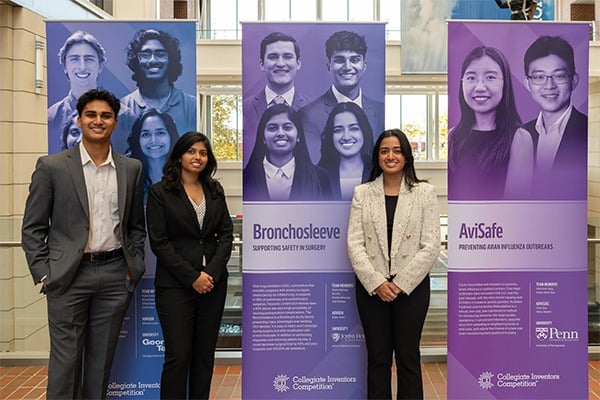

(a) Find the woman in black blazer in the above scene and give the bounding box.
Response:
[146,132,233,399]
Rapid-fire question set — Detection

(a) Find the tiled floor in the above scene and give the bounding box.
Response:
[2,361,600,399]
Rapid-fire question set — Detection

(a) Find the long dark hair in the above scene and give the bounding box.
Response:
[162,131,223,198]
[128,109,179,190]
[245,103,325,197]
[318,102,373,172]
[449,46,522,172]
[369,129,426,190]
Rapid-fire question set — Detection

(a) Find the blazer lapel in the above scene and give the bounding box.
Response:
[66,146,89,219]
[389,182,413,260]
[370,177,389,260]
[178,189,202,233]
[114,153,128,223]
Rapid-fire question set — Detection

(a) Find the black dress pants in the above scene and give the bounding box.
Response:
[356,275,430,400]
[156,276,228,399]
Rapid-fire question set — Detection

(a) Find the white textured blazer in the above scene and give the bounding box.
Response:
[347,175,441,295]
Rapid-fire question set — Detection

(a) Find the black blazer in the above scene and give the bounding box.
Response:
[243,160,332,201]
[524,107,588,200]
[525,107,588,170]
[146,180,233,288]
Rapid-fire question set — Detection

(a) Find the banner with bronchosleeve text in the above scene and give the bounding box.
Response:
[241,22,385,398]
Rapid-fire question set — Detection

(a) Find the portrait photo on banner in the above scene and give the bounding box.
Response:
[45,20,198,175]
[241,22,385,202]
[447,21,589,202]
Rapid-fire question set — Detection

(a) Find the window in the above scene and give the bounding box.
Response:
[385,92,447,161]
[208,0,258,39]
[380,0,401,40]
[89,0,113,14]
[207,94,243,161]
[264,0,317,21]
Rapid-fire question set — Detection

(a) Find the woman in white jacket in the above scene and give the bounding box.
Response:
[347,129,440,399]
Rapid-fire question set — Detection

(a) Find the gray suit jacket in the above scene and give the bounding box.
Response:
[21,144,146,295]
[347,176,440,295]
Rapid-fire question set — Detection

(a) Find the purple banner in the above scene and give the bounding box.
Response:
[241,22,385,398]
[447,21,588,399]
[46,20,198,399]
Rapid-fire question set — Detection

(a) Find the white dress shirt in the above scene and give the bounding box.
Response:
[535,105,572,171]
[265,86,295,107]
[80,144,121,252]
[331,85,363,108]
[263,157,295,200]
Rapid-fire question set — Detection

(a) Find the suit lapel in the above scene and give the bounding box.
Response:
[389,183,413,260]
[178,188,202,233]
[254,92,267,120]
[113,152,128,222]
[370,177,389,259]
[66,146,89,219]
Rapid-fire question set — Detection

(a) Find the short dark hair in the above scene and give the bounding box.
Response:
[260,32,300,62]
[76,88,120,118]
[126,29,183,85]
[524,35,576,76]
[325,31,367,59]
[58,31,106,67]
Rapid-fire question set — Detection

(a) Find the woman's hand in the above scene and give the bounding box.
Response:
[192,271,214,294]
[375,281,402,302]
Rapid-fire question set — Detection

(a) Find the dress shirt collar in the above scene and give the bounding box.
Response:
[79,142,116,168]
[331,85,363,107]
[535,104,572,137]
[263,156,295,179]
[265,86,295,106]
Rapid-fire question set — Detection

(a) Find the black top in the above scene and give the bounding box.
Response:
[450,129,509,200]
[385,194,398,273]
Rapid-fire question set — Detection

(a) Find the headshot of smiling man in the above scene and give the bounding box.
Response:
[298,30,385,164]
[243,31,311,167]
[121,29,197,136]
[523,35,587,199]
[47,30,136,153]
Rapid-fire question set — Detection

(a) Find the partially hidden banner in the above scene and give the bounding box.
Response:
[46,20,197,399]
[241,22,385,398]
[447,21,588,399]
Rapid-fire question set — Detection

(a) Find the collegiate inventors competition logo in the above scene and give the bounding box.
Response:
[477,371,560,390]
[272,373,357,393]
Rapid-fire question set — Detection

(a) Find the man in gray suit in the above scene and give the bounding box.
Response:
[243,31,311,166]
[22,89,146,399]
[299,30,385,164]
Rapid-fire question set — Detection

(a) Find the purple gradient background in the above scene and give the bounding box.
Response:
[447,21,589,399]
[241,22,386,169]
